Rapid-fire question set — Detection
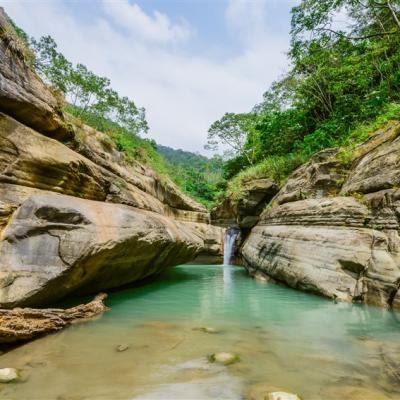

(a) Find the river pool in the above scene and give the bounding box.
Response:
[1,264,399,399]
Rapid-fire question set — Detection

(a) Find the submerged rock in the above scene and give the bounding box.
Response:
[208,352,240,365]
[192,327,220,334]
[0,368,19,383]
[115,344,130,352]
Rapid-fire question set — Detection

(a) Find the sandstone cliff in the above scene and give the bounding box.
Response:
[240,122,400,308]
[0,11,223,308]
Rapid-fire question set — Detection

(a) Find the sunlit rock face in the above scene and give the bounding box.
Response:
[0,9,223,308]
[0,193,208,308]
[242,122,400,309]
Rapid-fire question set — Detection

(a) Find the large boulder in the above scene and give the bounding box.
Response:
[242,197,400,307]
[0,193,209,308]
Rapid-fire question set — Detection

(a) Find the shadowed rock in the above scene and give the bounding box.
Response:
[0,293,108,344]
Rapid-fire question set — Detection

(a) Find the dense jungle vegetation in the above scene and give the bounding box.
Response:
[8,0,400,208]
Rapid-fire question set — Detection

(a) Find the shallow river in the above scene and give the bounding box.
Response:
[1,265,400,399]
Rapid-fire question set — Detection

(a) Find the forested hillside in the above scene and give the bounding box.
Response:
[157,145,224,208]
[207,0,400,197]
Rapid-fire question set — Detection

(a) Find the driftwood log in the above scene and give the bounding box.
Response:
[0,293,109,344]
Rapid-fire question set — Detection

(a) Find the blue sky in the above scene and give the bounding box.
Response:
[2,0,298,153]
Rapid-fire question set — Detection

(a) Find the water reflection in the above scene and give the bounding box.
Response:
[0,265,399,400]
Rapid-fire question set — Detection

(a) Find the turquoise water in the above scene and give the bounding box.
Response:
[1,265,399,399]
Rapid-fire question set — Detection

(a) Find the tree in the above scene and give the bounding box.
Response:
[30,34,148,137]
[205,112,258,164]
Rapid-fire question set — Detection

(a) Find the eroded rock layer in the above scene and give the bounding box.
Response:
[242,122,400,308]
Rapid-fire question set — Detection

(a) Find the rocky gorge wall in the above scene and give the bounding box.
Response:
[0,10,223,308]
[239,123,400,309]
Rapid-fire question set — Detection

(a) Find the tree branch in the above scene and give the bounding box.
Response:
[317,27,400,40]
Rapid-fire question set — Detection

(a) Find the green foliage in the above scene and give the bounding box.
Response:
[157,145,225,208]
[31,35,148,136]
[211,0,400,200]
[205,112,259,164]
[0,20,34,66]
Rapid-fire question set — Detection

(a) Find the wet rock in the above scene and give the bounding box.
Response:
[252,272,270,283]
[115,344,130,352]
[268,393,301,400]
[0,293,108,344]
[0,368,19,383]
[208,352,240,365]
[246,384,302,400]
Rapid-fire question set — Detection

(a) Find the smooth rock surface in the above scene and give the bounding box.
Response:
[268,392,301,400]
[242,197,400,307]
[0,193,210,308]
[208,352,240,365]
[0,368,19,383]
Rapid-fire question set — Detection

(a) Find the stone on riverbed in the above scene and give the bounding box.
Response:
[268,392,301,400]
[247,384,302,400]
[0,368,19,383]
[115,344,130,352]
[192,327,220,334]
[207,352,240,365]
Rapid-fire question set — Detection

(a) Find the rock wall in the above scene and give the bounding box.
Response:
[211,179,278,229]
[0,10,223,308]
[242,122,400,308]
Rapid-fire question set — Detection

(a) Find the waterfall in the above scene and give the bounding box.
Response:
[223,227,239,265]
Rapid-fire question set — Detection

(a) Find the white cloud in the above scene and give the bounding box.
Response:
[2,0,293,154]
[225,0,269,41]
[102,0,192,43]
